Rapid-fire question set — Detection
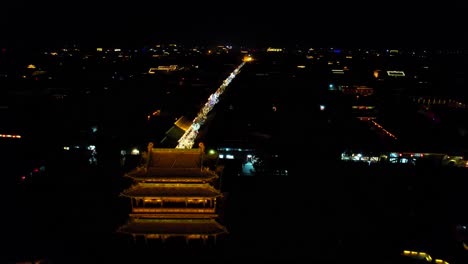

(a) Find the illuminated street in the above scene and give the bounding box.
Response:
[176,61,246,149]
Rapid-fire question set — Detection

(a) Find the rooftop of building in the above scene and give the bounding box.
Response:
[117,218,228,237]
[125,167,218,183]
[120,182,222,198]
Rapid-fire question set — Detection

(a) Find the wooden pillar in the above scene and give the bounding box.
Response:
[144,142,154,172]
[199,142,205,170]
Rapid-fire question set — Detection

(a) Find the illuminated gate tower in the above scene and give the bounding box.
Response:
[117,142,228,245]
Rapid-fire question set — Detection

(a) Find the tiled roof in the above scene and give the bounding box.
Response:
[117,218,228,236]
[120,183,222,198]
[149,149,202,168]
[125,168,218,182]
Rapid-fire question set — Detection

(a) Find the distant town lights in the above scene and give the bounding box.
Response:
[243,55,253,62]
[0,134,21,138]
[131,148,140,155]
[267,47,282,52]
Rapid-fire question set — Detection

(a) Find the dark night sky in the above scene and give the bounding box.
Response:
[1,1,467,48]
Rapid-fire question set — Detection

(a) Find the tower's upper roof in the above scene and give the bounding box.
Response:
[125,147,219,183]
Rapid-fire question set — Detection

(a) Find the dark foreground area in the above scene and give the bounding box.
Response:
[3,154,468,264]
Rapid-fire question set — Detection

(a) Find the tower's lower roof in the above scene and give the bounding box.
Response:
[117,218,228,237]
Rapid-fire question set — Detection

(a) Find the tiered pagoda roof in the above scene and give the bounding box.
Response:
[117,142,228,244]
[125,168,218,183]
[118,218,228,244]
[121,182,222,198]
